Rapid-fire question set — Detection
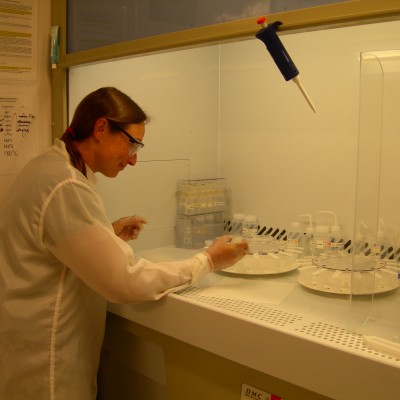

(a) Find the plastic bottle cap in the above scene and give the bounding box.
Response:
[233,213,245,220]
[244,215,257,222]
[315,225,329,233]
[306,226,315,234]
[331,225,341,233]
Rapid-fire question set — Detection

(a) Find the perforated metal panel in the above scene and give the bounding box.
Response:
[176,286,400,364]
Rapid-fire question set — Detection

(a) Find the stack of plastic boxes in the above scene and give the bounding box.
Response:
[175,178,228,249]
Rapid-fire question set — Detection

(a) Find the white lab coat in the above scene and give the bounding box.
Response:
[0,139,210,400]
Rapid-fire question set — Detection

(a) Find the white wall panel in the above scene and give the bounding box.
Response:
[219,20,400,237]
[69,19,400,247]
[69,45,220,175]
[69,45,221,249]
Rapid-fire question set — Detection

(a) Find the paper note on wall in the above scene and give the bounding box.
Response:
[0,86,38,174]
[0,0,38,80]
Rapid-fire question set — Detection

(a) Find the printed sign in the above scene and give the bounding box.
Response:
[241,383,283,400]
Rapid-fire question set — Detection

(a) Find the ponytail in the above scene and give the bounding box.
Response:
[60,127,87,176]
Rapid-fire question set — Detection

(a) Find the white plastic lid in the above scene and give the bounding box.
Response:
[315,225,329,233]
[244,214,257,222]
[232,213,245,221]
[377,229,385,239]
[306,226,315,234]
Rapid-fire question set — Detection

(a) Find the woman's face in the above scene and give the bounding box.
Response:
[97,122,145,177]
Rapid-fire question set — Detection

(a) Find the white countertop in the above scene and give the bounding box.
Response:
[108,247,400,400]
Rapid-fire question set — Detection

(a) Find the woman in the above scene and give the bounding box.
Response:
[0,87,248,400]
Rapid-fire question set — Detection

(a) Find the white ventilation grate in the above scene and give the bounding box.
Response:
[177,287,400,363]
[178,287,303,328]
[295,321,400,362]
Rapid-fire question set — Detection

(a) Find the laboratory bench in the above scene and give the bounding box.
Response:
[99,247,400,400]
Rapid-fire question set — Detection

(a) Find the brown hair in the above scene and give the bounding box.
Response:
[61,87,149,176]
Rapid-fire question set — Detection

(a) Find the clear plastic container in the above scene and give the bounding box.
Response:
[230,213,245,235]
[241,215,258,239]
[329,224,344,255]
[314,225,330,255]
[177,178,227,216]
[302,226,314,257]
[299,214,314,257]
[175,212,224,249]
[286,221,303,247]
[176,178,228,248]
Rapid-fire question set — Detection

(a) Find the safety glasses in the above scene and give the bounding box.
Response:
[107,119,144,156]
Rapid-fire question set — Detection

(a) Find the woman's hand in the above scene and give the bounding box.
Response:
[112,216,147,241]
[205,235,249,271]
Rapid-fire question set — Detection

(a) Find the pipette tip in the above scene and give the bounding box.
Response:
[292,75,317,113]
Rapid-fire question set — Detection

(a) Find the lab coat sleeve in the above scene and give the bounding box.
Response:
[41,180,211,303]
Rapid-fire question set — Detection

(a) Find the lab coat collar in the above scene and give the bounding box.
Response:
[53,138,97,185]
[85,165,97,185]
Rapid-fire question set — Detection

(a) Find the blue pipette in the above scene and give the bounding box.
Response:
[255,17,316,113]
